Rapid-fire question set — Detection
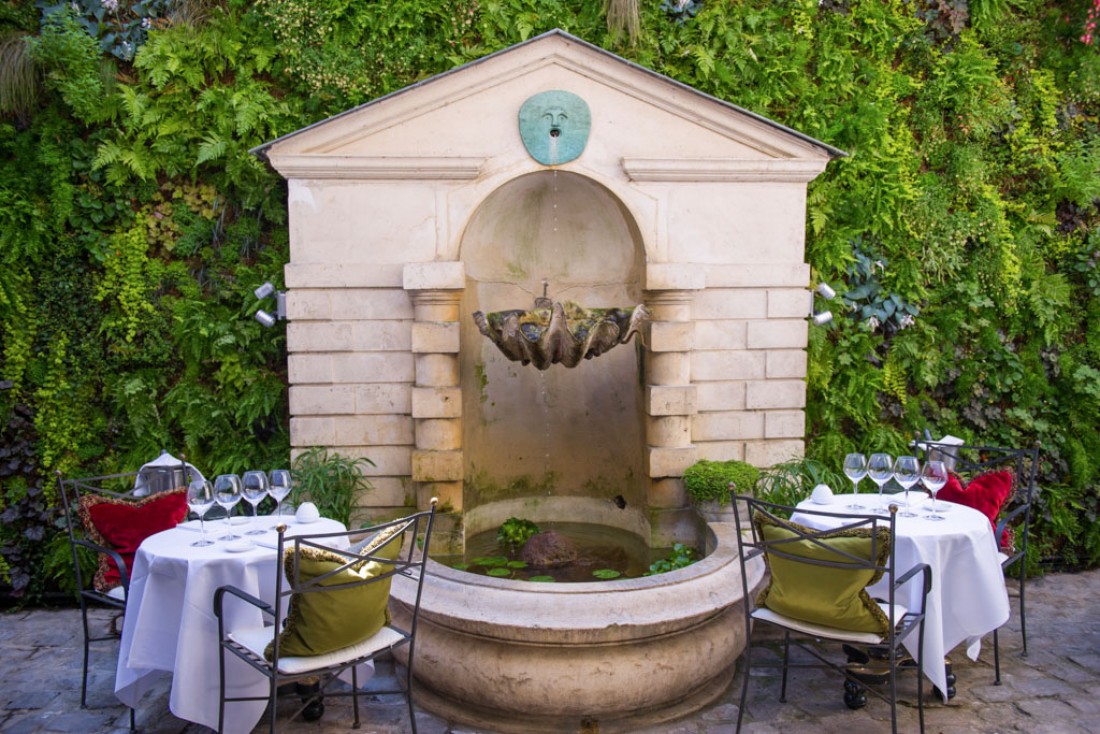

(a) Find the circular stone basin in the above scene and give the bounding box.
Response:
[390,521,765,733]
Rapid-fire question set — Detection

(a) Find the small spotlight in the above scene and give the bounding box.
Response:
[812,311,833,325]
[255,310,278,328]
[254,282,276,300]
[816,283,836,300]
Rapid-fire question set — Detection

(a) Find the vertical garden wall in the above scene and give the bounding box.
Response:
[1,0,1099,601]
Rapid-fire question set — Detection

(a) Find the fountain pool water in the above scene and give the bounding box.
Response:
[436,521,675,582]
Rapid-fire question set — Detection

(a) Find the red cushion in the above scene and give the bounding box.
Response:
[78,488,188,592]
[937,470,1014,547]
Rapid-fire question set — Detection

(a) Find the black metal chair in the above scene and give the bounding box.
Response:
[917,438,1040,684]
[732,496,931,734]
[56,459,191,731]
[214,499,438,734]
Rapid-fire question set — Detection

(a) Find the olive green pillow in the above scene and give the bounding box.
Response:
[266,526,405,660]
[754,513,892,637]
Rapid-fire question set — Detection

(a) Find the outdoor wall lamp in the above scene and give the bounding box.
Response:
[254,281,286,327]
[811,281,835,325]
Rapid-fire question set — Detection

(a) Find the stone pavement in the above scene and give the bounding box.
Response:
[1,569,1098,734]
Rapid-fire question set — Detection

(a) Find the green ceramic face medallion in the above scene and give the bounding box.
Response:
[518,90,591,165]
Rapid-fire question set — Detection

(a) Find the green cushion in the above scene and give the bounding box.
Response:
[266,526,405,660]
[754,513,892,637]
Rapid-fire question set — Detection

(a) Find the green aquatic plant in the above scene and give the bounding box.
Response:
[496,517,540,549]
[645,543,697,576]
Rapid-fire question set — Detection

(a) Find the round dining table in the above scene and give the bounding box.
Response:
[114,513,347,733]
[792,493,1010,698]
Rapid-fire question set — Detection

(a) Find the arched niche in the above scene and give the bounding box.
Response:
[459,171,647,522]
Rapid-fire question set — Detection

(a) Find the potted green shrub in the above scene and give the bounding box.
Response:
[682,459,760,523]
[291,447,375,528]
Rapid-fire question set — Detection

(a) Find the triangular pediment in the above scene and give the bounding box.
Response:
[257,29,841,182]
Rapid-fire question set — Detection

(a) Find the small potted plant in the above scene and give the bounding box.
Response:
[682,459,760,523]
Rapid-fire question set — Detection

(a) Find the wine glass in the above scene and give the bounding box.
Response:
[893,455,921,518]
[213,474,244,541]
[241,471,270,535]
[921,460,949,521]
[867,453,894,509]
[268,469,293,518]
[186,479,216,547]
[843,453,868,510]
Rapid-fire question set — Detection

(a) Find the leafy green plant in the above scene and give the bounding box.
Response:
[645,543,697,576]
[660,0,700,25]
[496,517,540,549]
[755,458,847,508]
[682,459,760,504]
[291,447,374,529]
[37,0,176,61]
[0,33,37,120]
[840,237,920,336]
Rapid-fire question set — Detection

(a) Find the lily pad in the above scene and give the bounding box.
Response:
[592,569,622,580]
[472,556,509,568]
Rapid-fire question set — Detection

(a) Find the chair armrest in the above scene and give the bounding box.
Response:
[996,501,1030,538]
[213,584,275,620]
[894,562,932,600]
[73,537,130,584]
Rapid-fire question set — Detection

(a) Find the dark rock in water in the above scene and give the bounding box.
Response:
[521,531,579,568]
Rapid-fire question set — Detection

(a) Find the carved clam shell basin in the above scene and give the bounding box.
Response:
[473,298,650,370]
[390,521,765,733]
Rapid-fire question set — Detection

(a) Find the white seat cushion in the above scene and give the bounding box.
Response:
[106,586,126,602]
[230,624,406,675]
[752,600,908,645]
[997,551,1009,565]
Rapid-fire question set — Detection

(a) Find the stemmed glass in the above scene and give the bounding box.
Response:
[843,453,868,510]
[213,474,244,541]
[186,479,216,547]
[921,460,949,521]
[867,453,894,509]
[241,471,270,535]
[268,469,292,518]
[893,455,921,518]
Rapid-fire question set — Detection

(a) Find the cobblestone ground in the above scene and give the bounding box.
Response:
[1,569,1098,733]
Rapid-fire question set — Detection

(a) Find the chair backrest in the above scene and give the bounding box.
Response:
[265,500,438,663]
[917,439,1040,545]
[733,495,900,637]
[57,461,195,597]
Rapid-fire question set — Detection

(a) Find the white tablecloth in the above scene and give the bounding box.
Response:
[792,494,1009,696]
[115,514,348,733]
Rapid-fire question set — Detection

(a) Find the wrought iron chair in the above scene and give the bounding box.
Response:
[917,438,1040,684]
[56,459,191,731]
[732,496,931,734]
[214,499,438,734]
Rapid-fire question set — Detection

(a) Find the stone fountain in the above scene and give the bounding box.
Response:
[254,28,840,734]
